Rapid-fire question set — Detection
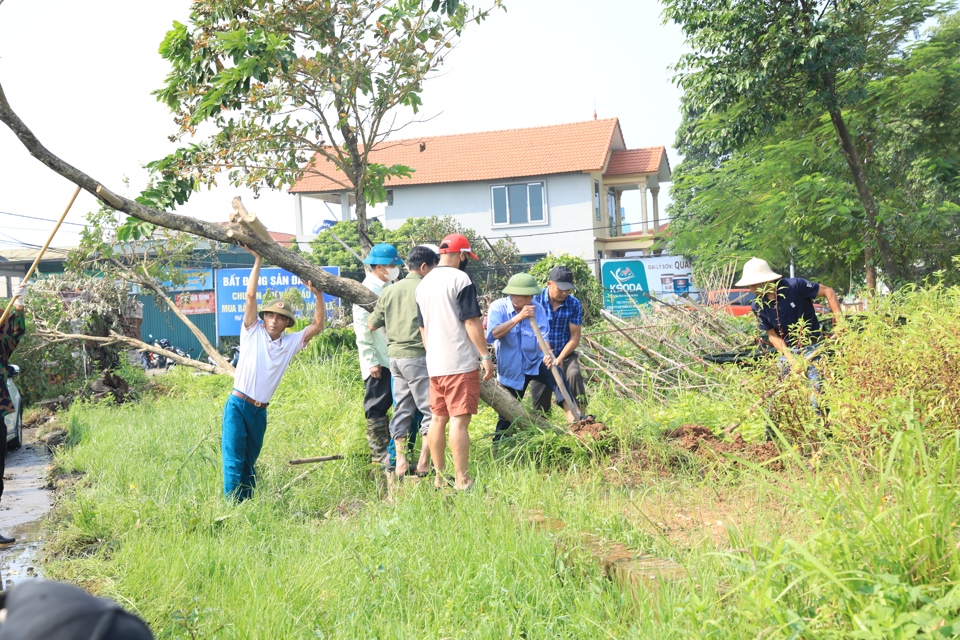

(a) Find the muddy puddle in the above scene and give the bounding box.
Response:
[1,429,54,589]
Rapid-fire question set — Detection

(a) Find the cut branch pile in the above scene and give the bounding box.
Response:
[579,296,758,402]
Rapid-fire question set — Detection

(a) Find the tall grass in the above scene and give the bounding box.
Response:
[703,415,960,637]
[40,284,960,638]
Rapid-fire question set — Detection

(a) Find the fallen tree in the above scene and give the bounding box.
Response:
[0,83,540,429]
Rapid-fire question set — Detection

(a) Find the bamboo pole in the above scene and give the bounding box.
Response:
[482,236,512,278]
[529,316,584,421]
[289,454,345,465]
[0,185,81,327]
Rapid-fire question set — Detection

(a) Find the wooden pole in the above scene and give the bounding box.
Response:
[289,454,345,466]
[529,317,584,421]
[0,185,81,327]
[482,236,512,278]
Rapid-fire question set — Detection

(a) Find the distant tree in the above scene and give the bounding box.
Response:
[308,216,519,293]
[151,0,501,254]
[528,254,603,325]
[663,0,954,286]
[0,0,543,430]
[667,8,960,290]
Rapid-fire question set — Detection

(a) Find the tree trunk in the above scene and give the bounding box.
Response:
[828,108,900,283]
[335,95,373,256]
[863,245,877,293]
[480,377,553,432]
[354,182,372,255]
[0,82,536,425]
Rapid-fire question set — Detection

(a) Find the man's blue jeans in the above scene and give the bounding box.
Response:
[222,393,267,502]
[778,344,823,407]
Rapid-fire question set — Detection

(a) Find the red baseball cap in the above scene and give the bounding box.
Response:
[438,233,478,260]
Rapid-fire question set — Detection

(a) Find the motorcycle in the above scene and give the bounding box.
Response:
[156,338,193,369]
[141,335,192,369]
[207,345,240,368]
[140,335,162,370]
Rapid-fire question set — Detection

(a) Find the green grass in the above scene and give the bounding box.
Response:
[41,284,960,638]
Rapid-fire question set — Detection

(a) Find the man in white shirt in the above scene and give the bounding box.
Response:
[353,243,403,469]
[416,234,494,491]
[223,249,325,501]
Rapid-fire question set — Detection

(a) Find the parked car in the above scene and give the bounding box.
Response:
[706,289,757,316]
[5,365,22,450]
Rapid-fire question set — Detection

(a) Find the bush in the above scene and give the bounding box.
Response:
[821,282,960,448]
[528,254,604,325]
[5,305,86,405]
[307,216,521,296]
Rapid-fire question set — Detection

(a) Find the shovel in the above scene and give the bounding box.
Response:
[529,316,585,422]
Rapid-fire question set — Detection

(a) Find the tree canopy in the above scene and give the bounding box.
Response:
[149,0,501,253]
[663,0,957,288]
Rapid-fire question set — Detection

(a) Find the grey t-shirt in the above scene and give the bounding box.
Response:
[416,266,481,377]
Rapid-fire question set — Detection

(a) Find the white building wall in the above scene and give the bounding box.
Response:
[382,173,596,260]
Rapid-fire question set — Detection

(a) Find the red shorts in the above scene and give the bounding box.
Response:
[429,371,480,417]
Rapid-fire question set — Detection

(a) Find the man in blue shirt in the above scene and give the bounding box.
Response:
[487,273,573,441]
[529,265,588,417]
[736,257,843,357]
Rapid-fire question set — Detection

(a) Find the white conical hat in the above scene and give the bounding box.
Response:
[735,257,782,287]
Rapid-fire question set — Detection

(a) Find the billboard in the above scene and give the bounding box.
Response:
[175,291,217,315]
[600,256,699,317]
[215,267,341,336]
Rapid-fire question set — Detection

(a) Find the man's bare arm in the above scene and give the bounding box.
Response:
[243,252,262,330]
[766,328,791,356]
[464,316,494,381]
[302,281,325,345]
[817,285,843,317]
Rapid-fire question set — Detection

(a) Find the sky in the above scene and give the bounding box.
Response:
[0,0,687,251]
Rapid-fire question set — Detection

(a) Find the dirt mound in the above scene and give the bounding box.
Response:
[570,418,608,441]
[666,424,782,469]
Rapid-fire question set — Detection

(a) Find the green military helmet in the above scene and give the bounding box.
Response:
[259,299,296,324]
[502,273,542,296]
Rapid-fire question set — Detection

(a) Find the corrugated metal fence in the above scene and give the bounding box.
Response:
[138,294,218,360]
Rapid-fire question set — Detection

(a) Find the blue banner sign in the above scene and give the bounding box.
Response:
[600,256,699,318]
[215,266,341,336]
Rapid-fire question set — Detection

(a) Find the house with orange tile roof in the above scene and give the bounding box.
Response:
[289,118,670,267]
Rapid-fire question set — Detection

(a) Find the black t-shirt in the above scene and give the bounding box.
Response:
[751,278,822,348]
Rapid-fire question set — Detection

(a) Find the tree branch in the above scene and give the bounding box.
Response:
[113,258,234,372]
[0,80,378,308]
[34,330,231,375]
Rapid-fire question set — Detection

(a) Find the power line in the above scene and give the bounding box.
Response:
[0,210,87,227]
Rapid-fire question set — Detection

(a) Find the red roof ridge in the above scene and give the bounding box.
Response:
[372,117,621,149]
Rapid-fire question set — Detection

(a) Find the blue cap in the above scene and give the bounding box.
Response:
[362,243,403,266]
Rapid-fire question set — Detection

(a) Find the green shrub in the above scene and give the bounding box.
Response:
[300,326,358,360]
[821,282,960,448]
[528,254,604,324]
[6,307,86,405]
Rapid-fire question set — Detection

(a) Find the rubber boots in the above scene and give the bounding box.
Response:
[365,417,391,467]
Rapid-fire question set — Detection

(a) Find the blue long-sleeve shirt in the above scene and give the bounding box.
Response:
[486,297,549,390]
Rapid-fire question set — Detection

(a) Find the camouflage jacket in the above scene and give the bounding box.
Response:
[0,309,26,418]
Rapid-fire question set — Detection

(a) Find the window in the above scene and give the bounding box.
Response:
[607,188,618,237]
[386,189,394,206]
[520,253,547,264]
[491,182,547,226]
[594,180,601,221]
